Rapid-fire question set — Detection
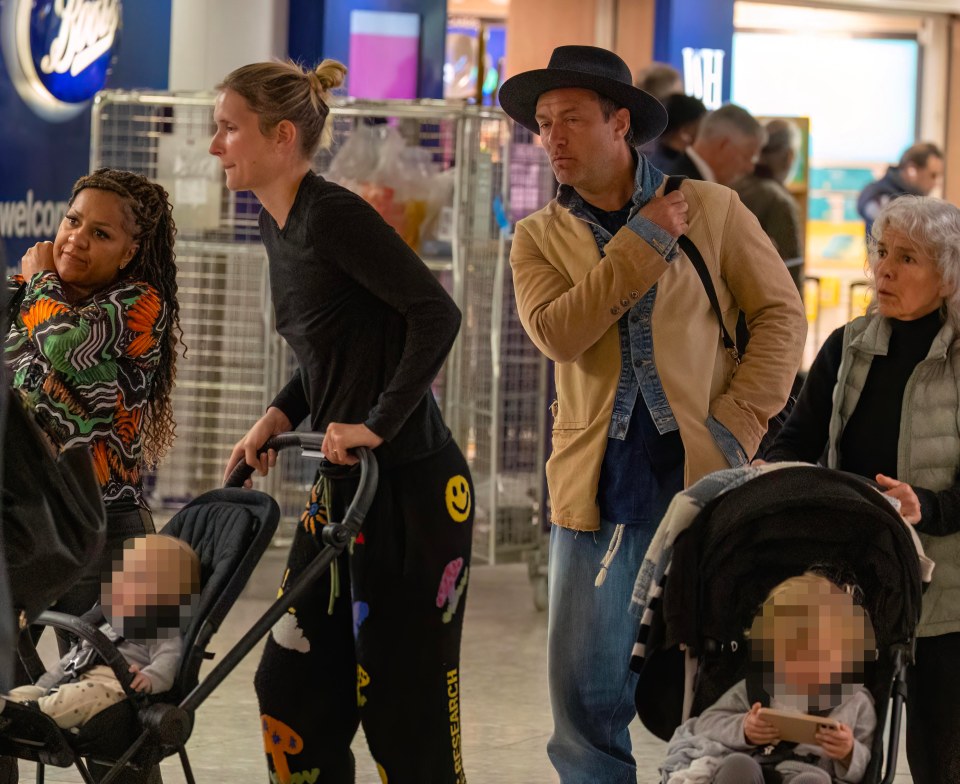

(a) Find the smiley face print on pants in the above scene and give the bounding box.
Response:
[445,475,471,522]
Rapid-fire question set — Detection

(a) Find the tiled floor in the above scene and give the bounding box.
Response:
[19,551,912,783]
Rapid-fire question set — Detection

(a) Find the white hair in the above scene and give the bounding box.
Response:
[867,196,960,331]
[696,103,765,144]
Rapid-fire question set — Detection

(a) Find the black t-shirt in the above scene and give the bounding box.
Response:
[585,199,632,237]
[259,172,460,468]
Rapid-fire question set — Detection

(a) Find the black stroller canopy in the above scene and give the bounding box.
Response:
[664,466,924,656]
[161,488,281,696]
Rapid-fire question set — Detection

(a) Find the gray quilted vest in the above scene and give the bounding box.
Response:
[828,314,960,637]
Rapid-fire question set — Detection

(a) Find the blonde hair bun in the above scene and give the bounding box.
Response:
[314,59,347,94]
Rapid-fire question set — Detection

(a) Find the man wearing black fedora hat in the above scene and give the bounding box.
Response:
[500,45,806,781]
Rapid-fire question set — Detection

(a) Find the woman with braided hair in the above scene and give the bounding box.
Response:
[211,59,471,783]
[5,167,183,650]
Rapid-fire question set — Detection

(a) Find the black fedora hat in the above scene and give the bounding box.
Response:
[499,45,667,146]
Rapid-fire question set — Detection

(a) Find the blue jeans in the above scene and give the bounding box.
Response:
[547,520,655,783]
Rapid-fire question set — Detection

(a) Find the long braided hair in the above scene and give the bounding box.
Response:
[69,168,183,466]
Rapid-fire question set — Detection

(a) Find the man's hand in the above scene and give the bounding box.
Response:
[128,664,153,694]
[876,474,921,524]
[743,702,781,746]
[21,242,56,278]
[638,190,689,238]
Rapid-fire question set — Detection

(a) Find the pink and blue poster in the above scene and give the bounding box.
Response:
[348,10,420,100]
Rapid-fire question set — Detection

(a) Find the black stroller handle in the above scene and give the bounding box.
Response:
[222,432,378,542]
[175,434,378,716]
[223,431,327,488]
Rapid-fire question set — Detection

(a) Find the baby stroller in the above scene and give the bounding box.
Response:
[0,432,377,784]
[633,465,924,784]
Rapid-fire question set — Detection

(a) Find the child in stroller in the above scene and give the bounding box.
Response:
[632,465,925,784]
[671,571,877,783]
[5,535,199,730]
[0,434,373,784]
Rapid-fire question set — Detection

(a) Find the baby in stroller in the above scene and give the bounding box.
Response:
[4,534,199,729]
[669,572,877,784]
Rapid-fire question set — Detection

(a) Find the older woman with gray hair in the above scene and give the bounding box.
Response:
[765,195,960,784]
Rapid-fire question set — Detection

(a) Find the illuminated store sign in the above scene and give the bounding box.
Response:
[0,0,122,122]
[682,46,724,110]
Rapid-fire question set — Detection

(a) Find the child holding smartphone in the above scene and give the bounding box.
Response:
[668,572,877,783]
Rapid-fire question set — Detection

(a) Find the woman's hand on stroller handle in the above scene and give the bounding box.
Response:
[322,422,383,466]
[875,474,921,524]
[223,407,293,487]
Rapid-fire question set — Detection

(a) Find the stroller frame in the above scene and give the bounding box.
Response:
[0,432,377,784]
[634,466,924,784]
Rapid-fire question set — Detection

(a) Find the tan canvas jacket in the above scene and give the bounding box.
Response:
[511,177,807,531]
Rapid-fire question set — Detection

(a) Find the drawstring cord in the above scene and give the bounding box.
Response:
[595,523,625,587]
[328,558,340,615]
[320,476,340,615]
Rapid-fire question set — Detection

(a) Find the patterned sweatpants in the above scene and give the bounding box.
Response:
[254,439,474,784]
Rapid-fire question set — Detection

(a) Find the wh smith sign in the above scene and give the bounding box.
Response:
[1,0,121,122]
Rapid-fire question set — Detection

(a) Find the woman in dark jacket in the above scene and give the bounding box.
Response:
[766,196,960,784]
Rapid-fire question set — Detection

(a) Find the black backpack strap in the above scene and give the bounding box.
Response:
[746,670,771,708]
[663,175,685,195]
[661,175,740,364]
[677,237,741,365]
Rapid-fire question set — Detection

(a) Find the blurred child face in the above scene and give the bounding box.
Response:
[774,601,850,694]
[102,535,199,640]
[751,575,874,703]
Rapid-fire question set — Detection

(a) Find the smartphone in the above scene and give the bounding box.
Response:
[757,707,839,745]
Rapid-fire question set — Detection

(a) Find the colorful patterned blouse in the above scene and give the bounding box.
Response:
[5,272,168,507]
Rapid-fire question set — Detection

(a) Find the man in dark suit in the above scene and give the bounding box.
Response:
[857,142,943,238]
[659,103,765,187]
[643,93,707,175]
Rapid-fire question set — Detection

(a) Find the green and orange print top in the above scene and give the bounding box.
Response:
[5,271,168,507]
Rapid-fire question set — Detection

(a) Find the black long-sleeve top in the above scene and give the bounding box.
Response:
[766,310,960,536]
[260,172,460,468]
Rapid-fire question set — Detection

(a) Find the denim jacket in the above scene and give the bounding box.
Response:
[557,157,679,441]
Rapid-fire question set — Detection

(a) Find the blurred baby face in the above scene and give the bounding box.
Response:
[750,575,874,704]
[102,535,199,641]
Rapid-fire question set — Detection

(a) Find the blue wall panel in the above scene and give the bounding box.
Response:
[653,0,734,104]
